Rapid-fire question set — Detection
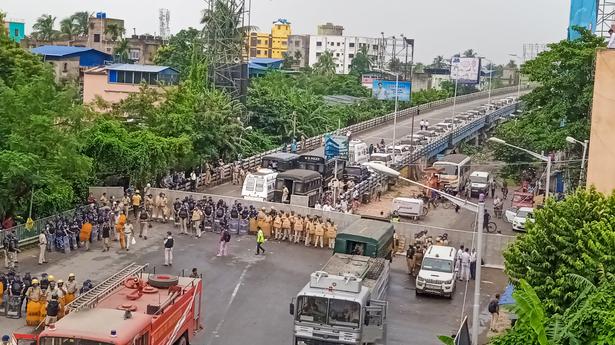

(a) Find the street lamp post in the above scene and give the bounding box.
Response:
[479,57,494,105]
[489,137,552,198]
[509,54,523,99]
[364,162,485,345]
[374,68,401,163]
[566,136,589,186]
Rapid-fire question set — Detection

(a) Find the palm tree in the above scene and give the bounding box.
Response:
[350,46,373,76]
[431,55,447,69]
[33,14,57,41]
[71,11,91,36]
[506,59,518,69]
[60,17,78,41]
[105,23,125,42]
[114,38,130,63]
[463,49,477,57]
[313,50,337,75]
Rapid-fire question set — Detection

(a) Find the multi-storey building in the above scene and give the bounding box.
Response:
[308,34,380,74]
[3,18,25,43]
[247,19,291,59]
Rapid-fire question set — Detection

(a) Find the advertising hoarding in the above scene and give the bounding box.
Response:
[324,134,349,160]
[568,0,598,40]
[450,57,481,84]
[361,74,379,89]
[371,80,412,102]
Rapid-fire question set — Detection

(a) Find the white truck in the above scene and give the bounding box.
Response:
[290,253,390,345]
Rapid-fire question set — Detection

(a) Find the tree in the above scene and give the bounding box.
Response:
[114,38,130,63]
[431,55,448,68]
[154,28,202,79]
[505,59,517,69]
[503,188,615,315]
[463,49,477,57]
[313,50,337,75]
[413,62,425,74]
[71,11,91,36]
[105,23,125,41]
[349,46,373,76]
[32,14,57,41]
[60,17,78,41]
[493,28,605,177]
[281,51,296,70]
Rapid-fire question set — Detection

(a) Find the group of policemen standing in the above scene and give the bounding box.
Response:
[405,231,450,276]
[0,270,82,327]
[256,207,337,249]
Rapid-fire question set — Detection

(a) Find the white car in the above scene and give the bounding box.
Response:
[505,207,535,232]
[415,245,457,299]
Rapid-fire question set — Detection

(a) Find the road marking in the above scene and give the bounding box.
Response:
[206,262,252,345]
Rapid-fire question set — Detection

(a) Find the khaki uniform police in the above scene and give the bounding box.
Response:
[314,220,325,248]
[293,216,304,244]
[273,215,283,240]
[281,214,292,241]
[304,217,314,246]
[325,221,337,249]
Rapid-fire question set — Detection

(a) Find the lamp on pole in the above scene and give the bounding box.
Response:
[373,68,401,163]
[509,53,523,99]
[489,137,552,198]
[479,57,494,105]
[566,136,589,186]
[365,162,485,345]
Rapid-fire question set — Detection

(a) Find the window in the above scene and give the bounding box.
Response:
[328,299,361,328]
[316,41,322,47]
[294,40,300,47]
[349,42,355,48]
[421,257,454,273]
[90,22,95,29]
[245,176,256,192]
[117,70,125,83]
[336,53,340,57]
[282,41,287,45]
[62,63,68,72]
[372,44,378,50]
[94,34,101,43]
[129,49,141,61]
[134,333,149,345]
[40,337,112,345]
[257,50,261,55]
[330,42,335,46]
[134,72,143,84]
[296,296,327,324]
[348,54,354,58]
[255,179,264,192]
[316,52,322,57]
[106,48,111,52]
[336,42,341,46]
[14,28,19,37]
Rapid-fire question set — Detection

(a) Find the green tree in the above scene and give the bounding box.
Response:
[114,38,130,63]
[505,59,517,69]
[350,46,373,76]
[313,50,337,75]
[463,49,477,57]
[281,51,296,70]
[60,17,78,41]
[493,28,604,176]
[105,23,125,42]
[431,55,447,68]
[154,28,202,79]
[503,188,615,315]
[412,62,425,74]
[32,14,57,41]
[70,11,91,36]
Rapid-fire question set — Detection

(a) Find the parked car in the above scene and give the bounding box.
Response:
[505,207,535,232]
[343,165,371,183]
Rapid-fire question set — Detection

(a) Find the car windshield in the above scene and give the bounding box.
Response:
[244,176,255,192]
[421,257,454,273]
[371,155,389,163]
[40,338,112,345]
[345,167,361,175]
[255,178,264,192]
[470,176,488,184]
[296,296,328,324]
[433,164,457,176]
[517,210,532,218]
[328,299,361,328]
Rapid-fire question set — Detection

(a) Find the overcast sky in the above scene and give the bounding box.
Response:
[2,0,569,64]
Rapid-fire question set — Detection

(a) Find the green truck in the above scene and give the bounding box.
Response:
[333,217,394,260]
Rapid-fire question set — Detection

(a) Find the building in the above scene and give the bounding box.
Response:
[86,12,126,54]
[247,19,291,59]
[308,35,380,74]
[501,67,518,86]
[586,49,615,194]
[3,19,25,43]
[317,22,344,36]
[31,45,112,83]
[286,34,310,68]
[83,63,179,104]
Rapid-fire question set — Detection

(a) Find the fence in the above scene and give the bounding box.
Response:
[2,86,525,248]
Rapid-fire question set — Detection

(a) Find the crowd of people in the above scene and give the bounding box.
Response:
[159,160,249,193]
[0,270,90,327]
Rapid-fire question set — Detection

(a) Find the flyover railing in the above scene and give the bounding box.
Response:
[177,85,529,190]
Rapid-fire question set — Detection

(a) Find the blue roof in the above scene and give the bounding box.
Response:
[105,64,179,73]
[248,62,268,70]
[250,58,284,65]
[31,45,107,57]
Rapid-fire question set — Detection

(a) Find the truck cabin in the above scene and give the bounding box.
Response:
[296,155,345,185]
[432,154,471,193]
[274,169,322,207]
[261,152,300,172]
[333,218,394,259]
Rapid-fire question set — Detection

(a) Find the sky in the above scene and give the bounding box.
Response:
[1,0,570,64]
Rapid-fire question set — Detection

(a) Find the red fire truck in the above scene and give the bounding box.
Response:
[12,263,203,345]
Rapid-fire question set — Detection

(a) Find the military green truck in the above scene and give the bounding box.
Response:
[333,217,394,260]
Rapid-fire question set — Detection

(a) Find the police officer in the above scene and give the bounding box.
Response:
[293,215,304,244]
[273,213,282,240]
[232,163,240,185]
[64,273,77,305]
[45,294,60,326]
[406,245,416,275]
[314,218,324,248]
[325,220,337,249]
[25,279,42,326]
[138,206,150,240]
[281,213,291,241]
[178,203,189,235]
[304,216,314,247]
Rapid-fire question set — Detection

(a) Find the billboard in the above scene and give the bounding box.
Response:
[361,74,379,89]
[450,57,481,84]
[568,0,598,40]
[324,134,349,160]
[372,80,411,102]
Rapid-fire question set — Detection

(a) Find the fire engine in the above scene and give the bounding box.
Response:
[12,263,203,345]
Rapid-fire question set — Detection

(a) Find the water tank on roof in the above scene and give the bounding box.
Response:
[96,12,107,19]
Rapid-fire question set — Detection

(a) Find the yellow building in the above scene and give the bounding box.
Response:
[248,19,291,59]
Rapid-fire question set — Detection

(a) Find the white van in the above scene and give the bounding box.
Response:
[416,245,457,298]
[369,152,393,167]
[348,140,369,165]
[392,197,426,219]
[241,168,278,202]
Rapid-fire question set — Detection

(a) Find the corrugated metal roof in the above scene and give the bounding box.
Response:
[250,58,284,65]
[31,45,110,57]
[105,63,178,73]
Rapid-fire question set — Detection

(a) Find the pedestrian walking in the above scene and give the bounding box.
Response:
[138,207,150,240]
[488,294,500,332]
[217,228,231,257]
[124,220,134,251]
[406,245,416,275]
[38,232,47,265]
[501,180,509,200]
[255,227,266,255]
[131,191,142,219]
[490,179,496,198]
[79,221,92,251]
[163,232,174,266]
[191,207,203,238]
[460,248,471,281]
[179,204,189,235]
[101,223,111,252]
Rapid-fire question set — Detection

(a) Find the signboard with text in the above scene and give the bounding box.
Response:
[371,80,411,102]
[450,57,481,84]
[324,134,349,160]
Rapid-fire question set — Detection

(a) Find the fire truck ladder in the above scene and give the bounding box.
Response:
[66,263,149,313]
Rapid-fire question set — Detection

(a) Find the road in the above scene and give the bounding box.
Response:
[1,217,507,345]
[203,92,520,198]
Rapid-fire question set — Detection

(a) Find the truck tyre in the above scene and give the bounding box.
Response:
[174,333,188,345]
[148,274,179,288]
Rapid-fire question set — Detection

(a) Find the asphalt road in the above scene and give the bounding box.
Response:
[203,92,520,198]
[1,217,507,345]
